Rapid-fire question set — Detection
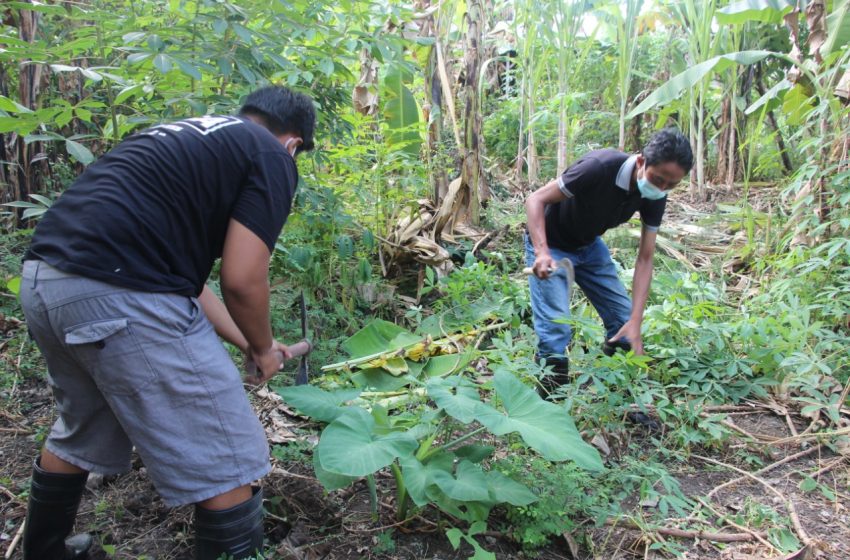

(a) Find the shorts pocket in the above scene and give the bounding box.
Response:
[154,293,205,336]
[64,318,158,396]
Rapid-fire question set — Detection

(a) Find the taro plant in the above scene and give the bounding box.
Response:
[277,303,604,558]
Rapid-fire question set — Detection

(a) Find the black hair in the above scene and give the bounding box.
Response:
[642,128,693,173]
[239,86,316,154]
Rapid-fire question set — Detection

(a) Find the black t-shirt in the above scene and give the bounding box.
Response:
[544,149,666,251]
[26,116,297,296]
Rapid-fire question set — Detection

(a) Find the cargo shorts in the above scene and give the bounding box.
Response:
[20,260,271,507]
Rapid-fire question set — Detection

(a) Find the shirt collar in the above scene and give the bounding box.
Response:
[616,154,639,192]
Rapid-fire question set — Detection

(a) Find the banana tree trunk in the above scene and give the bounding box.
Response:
[418,0,449,202]
[460,0,486,225]
[15,2,45,226]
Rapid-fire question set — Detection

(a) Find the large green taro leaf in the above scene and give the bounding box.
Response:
[276,385,361,423]
[317,408,418,477]
[475,369,605,471]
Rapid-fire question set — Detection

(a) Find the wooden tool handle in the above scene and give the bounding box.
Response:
[522,267,556,275]
[288,339,313,358]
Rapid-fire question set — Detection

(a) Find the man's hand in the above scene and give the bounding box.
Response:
[244,341,293,385]
[609,320,644,355]
[532,252,557,279]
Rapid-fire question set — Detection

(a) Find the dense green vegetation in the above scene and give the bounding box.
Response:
[1,0,848,558]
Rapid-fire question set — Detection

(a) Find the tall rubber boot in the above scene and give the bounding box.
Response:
[194,487,264,560]
[23,458,93,560]
[538,356,570,397]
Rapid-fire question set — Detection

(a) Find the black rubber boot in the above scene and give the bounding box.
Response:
[194,487,264,560]
[23,458,93,560]
[601,339,631,356]
[538,356,570,397]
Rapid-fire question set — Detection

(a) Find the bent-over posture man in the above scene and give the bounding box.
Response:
[19,86,315,560]
[525,128,693,390]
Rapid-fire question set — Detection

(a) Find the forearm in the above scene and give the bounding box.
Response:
[220,280,274,354]
[526,180,560,256]
[198,285,249,352]
[630,256,654,322]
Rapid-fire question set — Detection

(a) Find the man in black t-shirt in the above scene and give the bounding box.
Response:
[525,129,693,391]
[19,86,315,560]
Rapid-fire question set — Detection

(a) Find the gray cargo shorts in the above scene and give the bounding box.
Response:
[20,260,270,507]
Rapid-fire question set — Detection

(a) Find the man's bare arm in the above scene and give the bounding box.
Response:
[609,224,658,354]
[220,219,289,380]
[198,285,249,353]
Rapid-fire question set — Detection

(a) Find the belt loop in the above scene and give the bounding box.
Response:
[31,260,41,288]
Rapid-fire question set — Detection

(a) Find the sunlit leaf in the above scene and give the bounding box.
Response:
[0,95,33,114]
[745,78,791,115]
[716,0,793,25]
[628,51,775,118]
[341,319,420,359]
[824,0,850,56]
[6,276,21,296]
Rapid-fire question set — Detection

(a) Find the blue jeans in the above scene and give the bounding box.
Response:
[525,234,632,358]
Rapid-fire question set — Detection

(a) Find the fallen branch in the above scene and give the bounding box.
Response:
[270,466,319,483]
[606,518,767,543]
[705,445,821,501]
[0,484,19,501]
[0,427,33,435]
[720,418,781,442]
[766,427,850,446]
[4,520,24,560]
[811,456,847,479]
[696,498,780,553]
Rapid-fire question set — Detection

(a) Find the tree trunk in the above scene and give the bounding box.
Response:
[716,96,731,184]
[15,2,46,225]
[460,0,488,225]
[418,0,449,203]
[0,60,10,206]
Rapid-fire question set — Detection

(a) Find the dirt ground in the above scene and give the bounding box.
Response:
[1,367,848,560]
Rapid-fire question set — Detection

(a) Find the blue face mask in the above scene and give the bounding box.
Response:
[637,177,667,200]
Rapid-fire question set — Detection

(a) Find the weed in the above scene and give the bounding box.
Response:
[373,530,396,555]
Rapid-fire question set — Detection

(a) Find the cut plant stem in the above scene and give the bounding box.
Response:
[366,474,379,522]
[391,462,409,522]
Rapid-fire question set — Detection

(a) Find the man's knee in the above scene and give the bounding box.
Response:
[197,485,253,511]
